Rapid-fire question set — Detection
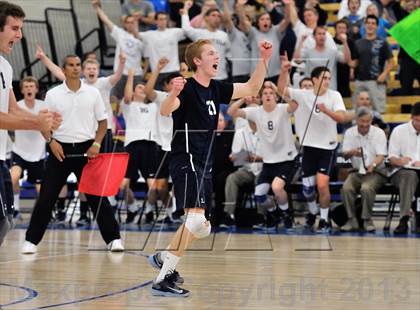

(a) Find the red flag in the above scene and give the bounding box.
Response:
[79,153,129,196]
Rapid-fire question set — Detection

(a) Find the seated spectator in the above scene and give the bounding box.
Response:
[359,4,392,39]
[221,97,262,227]
[294,26,351,90]
[352,14,393,113]
[388,102,420,235]
[121,0,156,31]
[341,107,388,232]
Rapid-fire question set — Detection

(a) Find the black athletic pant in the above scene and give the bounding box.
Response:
[25,140,120,245]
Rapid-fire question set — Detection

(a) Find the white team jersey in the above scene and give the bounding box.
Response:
[293,20,336,54]
[289,88,346,150]
[12,100,46,162]
[182,15,231,80]
[0,56,13,160]
[153,91,173,151]
[111,26,144,76]
[142,28,186,73]
[84,77,114,129]
[244,104,297,163]
[120,100,158,146]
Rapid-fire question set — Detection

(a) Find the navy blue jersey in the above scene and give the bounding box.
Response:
[170,78,233,170]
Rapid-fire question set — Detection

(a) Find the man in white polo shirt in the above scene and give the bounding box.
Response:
[388,102,420,235]
[0,1,58,246]
[21,55,122,254]
[278,53,353,232]
[341,107,387,232]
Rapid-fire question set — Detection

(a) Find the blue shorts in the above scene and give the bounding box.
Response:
[169,155,212,210]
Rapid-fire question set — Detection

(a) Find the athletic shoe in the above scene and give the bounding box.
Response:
[219,212,235,228]
[145,211,154,224]
[125,211,137,224]
[266,208,281,228]
[151,272,189,297]
[76,216,91,227]
[363,219,376,233]
[107,239,124,252]
[317,219,332,233]
[281,208,294,229]
[148,253,184,284]
[305,213,317,229]
[21,241,37,254]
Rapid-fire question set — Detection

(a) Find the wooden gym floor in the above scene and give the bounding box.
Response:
[0,218,419,310]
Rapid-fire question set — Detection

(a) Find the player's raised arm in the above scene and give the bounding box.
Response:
[231,40,272,100]
[160,76,185,116]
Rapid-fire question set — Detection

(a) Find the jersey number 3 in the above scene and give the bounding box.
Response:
[206,100,217,116]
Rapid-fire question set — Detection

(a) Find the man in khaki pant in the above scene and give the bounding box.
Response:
[341,107,388,232]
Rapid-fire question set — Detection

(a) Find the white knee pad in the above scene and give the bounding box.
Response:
[302,176,316,200]
[185,212,211,239]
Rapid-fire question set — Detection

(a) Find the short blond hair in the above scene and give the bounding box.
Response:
[184,39,212,72]
[82,58,99,69]
[20,76,39,90]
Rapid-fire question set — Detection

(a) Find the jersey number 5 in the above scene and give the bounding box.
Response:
[206,100,216,116]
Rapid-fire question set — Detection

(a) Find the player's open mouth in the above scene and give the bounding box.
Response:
[27,92,32,97]
[212,64,218,70]
[8,41,14,48]
[89,74,95,79]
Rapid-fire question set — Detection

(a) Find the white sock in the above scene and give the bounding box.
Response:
[155,252,180,283]
[308,201,318,215]
[145,201,154,213]
[108,196,117,206]
[320,208,329,221]
[13,194,20,211]
[165,208,172,217]
[160,250,167,262]
[278,203,288,211]
[127,202,139,213]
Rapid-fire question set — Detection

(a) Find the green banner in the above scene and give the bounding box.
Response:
[388,8,420,64]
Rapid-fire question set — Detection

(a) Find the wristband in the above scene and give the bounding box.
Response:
[92,142,101,148]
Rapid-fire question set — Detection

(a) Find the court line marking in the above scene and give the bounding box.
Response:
[0,283,38,308]
[0,251,87,265]
[32,280,153,309]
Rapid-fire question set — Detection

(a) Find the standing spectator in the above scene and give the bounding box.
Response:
[237,2,289,83]
[300,0,328,26]
[21,55,122,254]
[10,77,46,219]
[182,2,231,81]
[93,0,146,100]
[341,107,387,232]
[286,0,337,54]
[294,26,351,90]
[140,12,186,90]
[388,102,420,235]
[359,4,392,39]
[334,19,357,97]
[121,0,156,31]
[338,0,373,20]
[190,0,219,28]
[345,0,364,39]
[222,0,251,83]
[352,14,393,113]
